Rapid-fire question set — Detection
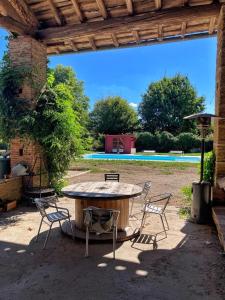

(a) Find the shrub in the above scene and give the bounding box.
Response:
[179,185,192,219]
[177,132,200,152]
[157,131,177,152]
[203,151,215,184]
[135,132,157,151]
[92,134,105,151]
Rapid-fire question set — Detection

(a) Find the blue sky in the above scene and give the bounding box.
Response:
[0,28,216,112]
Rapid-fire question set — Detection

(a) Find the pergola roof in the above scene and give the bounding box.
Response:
[0,0,223,55]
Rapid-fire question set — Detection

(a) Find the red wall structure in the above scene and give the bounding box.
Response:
[105,135,136,154]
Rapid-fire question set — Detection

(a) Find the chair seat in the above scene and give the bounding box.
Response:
[47,211,69,222]
[144,205,162,214]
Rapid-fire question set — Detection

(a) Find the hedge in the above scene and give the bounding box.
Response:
[135,131,213,153]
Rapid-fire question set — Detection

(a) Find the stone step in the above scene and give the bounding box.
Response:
[212,206,225,251]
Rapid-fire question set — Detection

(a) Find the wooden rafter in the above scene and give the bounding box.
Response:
[132,30,140,43]
[158,24,163,41]
[38,4,220,42]
[89,37,97,50]
[209,17,216,34]
[67,40,78,51]
[47,0,62,25]
[96,0,107,19]
[155,0,162,10]
[70,0,83,22]
[6,0,38,27]
[111,33,119,47]
[181,21,187,37]
[125,0,134,15]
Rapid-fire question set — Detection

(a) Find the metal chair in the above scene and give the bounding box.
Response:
[104,173,120,182]
[140,193,172,237]
[83,207,120,259]
[34,197,75,249]
[129,181,151,218]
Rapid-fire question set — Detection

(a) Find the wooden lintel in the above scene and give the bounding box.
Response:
[38,4,220,42]
[181,21,187,37]
[111,33,119,47]
[0,14,32,35]
[71,0,83,22]
[47,0,62,25]
[96,0,107,19]
[155,0,162,10]
[125,0,134,15]
[89,37,97,50]
[132,30,140,43]
[209,17,216,34]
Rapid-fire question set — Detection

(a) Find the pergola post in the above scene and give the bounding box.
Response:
[214,5,225,202]
[8,36,48,187]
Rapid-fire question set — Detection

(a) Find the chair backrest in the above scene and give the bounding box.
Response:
[148,193,172,213]
[104,173,120,182]
[83,207,120,234]
[34,198,48,217]
[142,181,152,204]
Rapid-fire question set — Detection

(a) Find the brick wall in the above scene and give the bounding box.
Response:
[0,177,22,203]
[214,5,225,201]
[8,37,48,188]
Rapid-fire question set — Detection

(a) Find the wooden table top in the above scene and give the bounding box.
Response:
[62,181,142,200]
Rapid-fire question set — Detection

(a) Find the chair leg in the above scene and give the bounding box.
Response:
[140,211,148,232]
[163,213,169,230]
[113,227,116,259]
[36,217,43,242]
[160,215,167,238]
[68,217,75,240]
[85,227,89,257]
[43,223,53,249]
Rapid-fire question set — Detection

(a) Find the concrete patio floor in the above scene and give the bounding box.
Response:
[1,199,225,300]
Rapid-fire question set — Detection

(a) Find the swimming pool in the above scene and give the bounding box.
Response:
[83,153,200,163]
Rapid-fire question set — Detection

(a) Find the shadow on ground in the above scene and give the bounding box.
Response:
[1,211,225,300]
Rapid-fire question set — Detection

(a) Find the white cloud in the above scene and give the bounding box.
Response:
[129,102,138,109]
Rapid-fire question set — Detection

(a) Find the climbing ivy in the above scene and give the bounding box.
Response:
[0,51,83,186]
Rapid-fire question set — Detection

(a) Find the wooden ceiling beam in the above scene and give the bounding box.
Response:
[111,33,119,47]
[125,0,134,15]
[0,14,30,35]
[209,16,216,34]
[132,30,140,43]
[38,4,220,42]
[89,37,97,50]
[96,0,108,19]
[66,40,78,51]
[70,0,84,22]
[155,0,162,10]
[47,0,62,25]
[6,0,38,27]
[181,21,187,37]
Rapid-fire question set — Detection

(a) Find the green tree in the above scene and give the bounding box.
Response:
[48,64,89,128]
[138,74,205,134]
[48,65,91,149]
[90,96,139,134]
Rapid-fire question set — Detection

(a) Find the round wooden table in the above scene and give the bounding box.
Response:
[62,181,142,241]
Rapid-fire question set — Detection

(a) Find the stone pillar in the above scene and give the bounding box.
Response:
[8,36,48,188]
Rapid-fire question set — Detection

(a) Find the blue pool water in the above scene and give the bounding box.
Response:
[83,153,200,163]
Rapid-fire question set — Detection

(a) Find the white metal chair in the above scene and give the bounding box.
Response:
[83,207,120,259]
[129,181,151,218]
[140,193,172,237]
[34,197,75,249]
